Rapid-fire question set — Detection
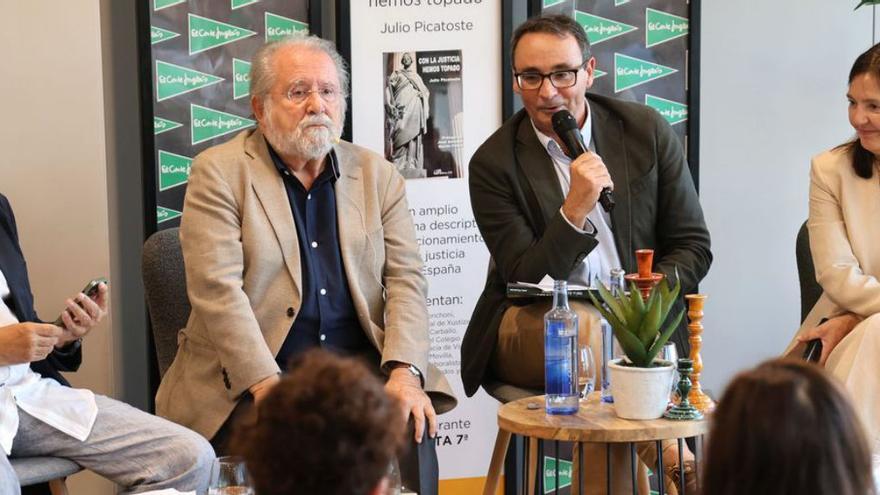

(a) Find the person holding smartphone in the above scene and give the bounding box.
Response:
[0,192,214,495]
[786,43,880,466]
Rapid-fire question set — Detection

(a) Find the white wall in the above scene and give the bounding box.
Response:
[0,1,116,493]
[699,2,874,395]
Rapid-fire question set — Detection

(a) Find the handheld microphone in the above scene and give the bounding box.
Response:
[551,109,615,212]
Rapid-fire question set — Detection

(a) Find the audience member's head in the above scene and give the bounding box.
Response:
[234,350,405,495]
[702,358,874,495]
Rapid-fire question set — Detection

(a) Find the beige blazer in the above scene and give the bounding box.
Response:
[155,129,456,439]
[786,147,880,356]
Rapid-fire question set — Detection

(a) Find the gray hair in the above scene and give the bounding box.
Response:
[249,34,350,102]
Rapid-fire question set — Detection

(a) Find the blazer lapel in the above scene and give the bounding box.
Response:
[515,118,564,234]
[590,97,634,273]
[246,130,302,299]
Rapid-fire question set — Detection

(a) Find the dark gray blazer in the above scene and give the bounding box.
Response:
[461,93,712,397]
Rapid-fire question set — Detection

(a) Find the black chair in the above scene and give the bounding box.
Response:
[796,221,823,323]
[142,227,191,378]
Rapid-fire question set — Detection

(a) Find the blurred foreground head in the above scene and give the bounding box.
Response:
[702,358,874,495]
[234,350,405,495]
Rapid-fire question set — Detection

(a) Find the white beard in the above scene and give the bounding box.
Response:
[262,103,343,161]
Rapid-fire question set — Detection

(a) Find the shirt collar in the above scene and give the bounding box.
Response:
[265,138,340,185]
[531,101,592,162]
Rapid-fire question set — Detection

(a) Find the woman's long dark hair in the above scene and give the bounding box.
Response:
[702,359,874,495]
[838,43,880,179]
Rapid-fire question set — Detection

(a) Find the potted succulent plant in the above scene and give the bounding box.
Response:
[589,273,684,419]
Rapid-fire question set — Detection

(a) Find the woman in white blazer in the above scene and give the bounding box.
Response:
[788,43,880,457]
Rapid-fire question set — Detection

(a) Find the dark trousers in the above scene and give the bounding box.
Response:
[212,395,439,495]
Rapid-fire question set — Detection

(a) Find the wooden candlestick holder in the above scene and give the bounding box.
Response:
[685,294,715,413]
[624,249,664,300]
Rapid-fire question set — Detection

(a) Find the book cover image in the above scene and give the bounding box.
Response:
[383,49,463,180]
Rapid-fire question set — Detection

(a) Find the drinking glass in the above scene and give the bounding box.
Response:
[661,343,679,403]
[578,344,597,399]
[383,458,402,495]
[208,456,254,495]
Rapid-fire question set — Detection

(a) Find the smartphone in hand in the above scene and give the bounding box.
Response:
[53,278,108,328]
[802,317,828,363]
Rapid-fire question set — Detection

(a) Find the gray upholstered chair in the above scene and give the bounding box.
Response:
[796,221,823,323]
[142,227,191,377]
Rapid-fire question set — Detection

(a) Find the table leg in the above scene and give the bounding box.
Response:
[555,441,560,495]
[630,443,637,495]
[656,440,665,495]
[483,429,512,495]
[678,438,685,495]
[606,443,612,495]
[579,442,585,495]
[527,437,538,495]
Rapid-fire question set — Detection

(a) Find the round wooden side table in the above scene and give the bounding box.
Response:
[483,393,710,495]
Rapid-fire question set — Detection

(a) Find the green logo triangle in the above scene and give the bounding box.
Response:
[615,0,631,5]
[154,116,183,135]
[154,0,186,11]
[265,12,308,42]
[157,206,183,224]
[233,58,251,100]
[543,0,565,7]
[542,457,572,493]
[190,104,256,145]
[232,0,260,9]
[614,53,677,92]
[189,14,256,55]
[645,94,688,125]
[151,25,180,45]
[158,150,193,191]
[155,60,224,102]
[575,10,638,45]
[594,68,608,79]
[646,8,689,48]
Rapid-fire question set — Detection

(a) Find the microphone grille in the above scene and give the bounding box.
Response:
[551,109,578,133]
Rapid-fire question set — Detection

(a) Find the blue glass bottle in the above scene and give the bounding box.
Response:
[545,279,579,415]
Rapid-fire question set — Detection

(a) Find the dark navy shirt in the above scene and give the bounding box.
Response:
[267,144,374,369]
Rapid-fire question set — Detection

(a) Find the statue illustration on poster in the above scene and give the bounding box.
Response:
[384,49,463,179]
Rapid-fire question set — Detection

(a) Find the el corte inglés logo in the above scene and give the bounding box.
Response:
[190,104,256,145]
[645,94,688,125]
[155,60,224,102]
[645,8,689,47]
[157,206,183,224]
[158,150,193,191]
[542,0,565,7]
[188,14,256,55]
[542,457,572,493]
[233,59,252,100]
[265,12,308,42]
[614,53,677,93]
[151,26,180,45]
[575,10,637,45]
[154,116,183,135]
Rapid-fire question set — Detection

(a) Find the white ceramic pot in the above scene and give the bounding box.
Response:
[608,358,675,420]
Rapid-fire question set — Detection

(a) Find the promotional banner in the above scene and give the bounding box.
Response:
[144,0,312,231]
[541,0,696,180]
[348,1,502,492]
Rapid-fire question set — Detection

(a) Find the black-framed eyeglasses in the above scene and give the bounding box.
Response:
[514,62,587,91]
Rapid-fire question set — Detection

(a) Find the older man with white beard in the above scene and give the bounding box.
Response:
[155,35,456,495]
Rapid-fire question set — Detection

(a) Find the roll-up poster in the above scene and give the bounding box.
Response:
[141,0,317,232]
[345,1,505,492]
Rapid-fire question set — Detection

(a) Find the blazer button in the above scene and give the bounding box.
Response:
[287,307,296,317]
